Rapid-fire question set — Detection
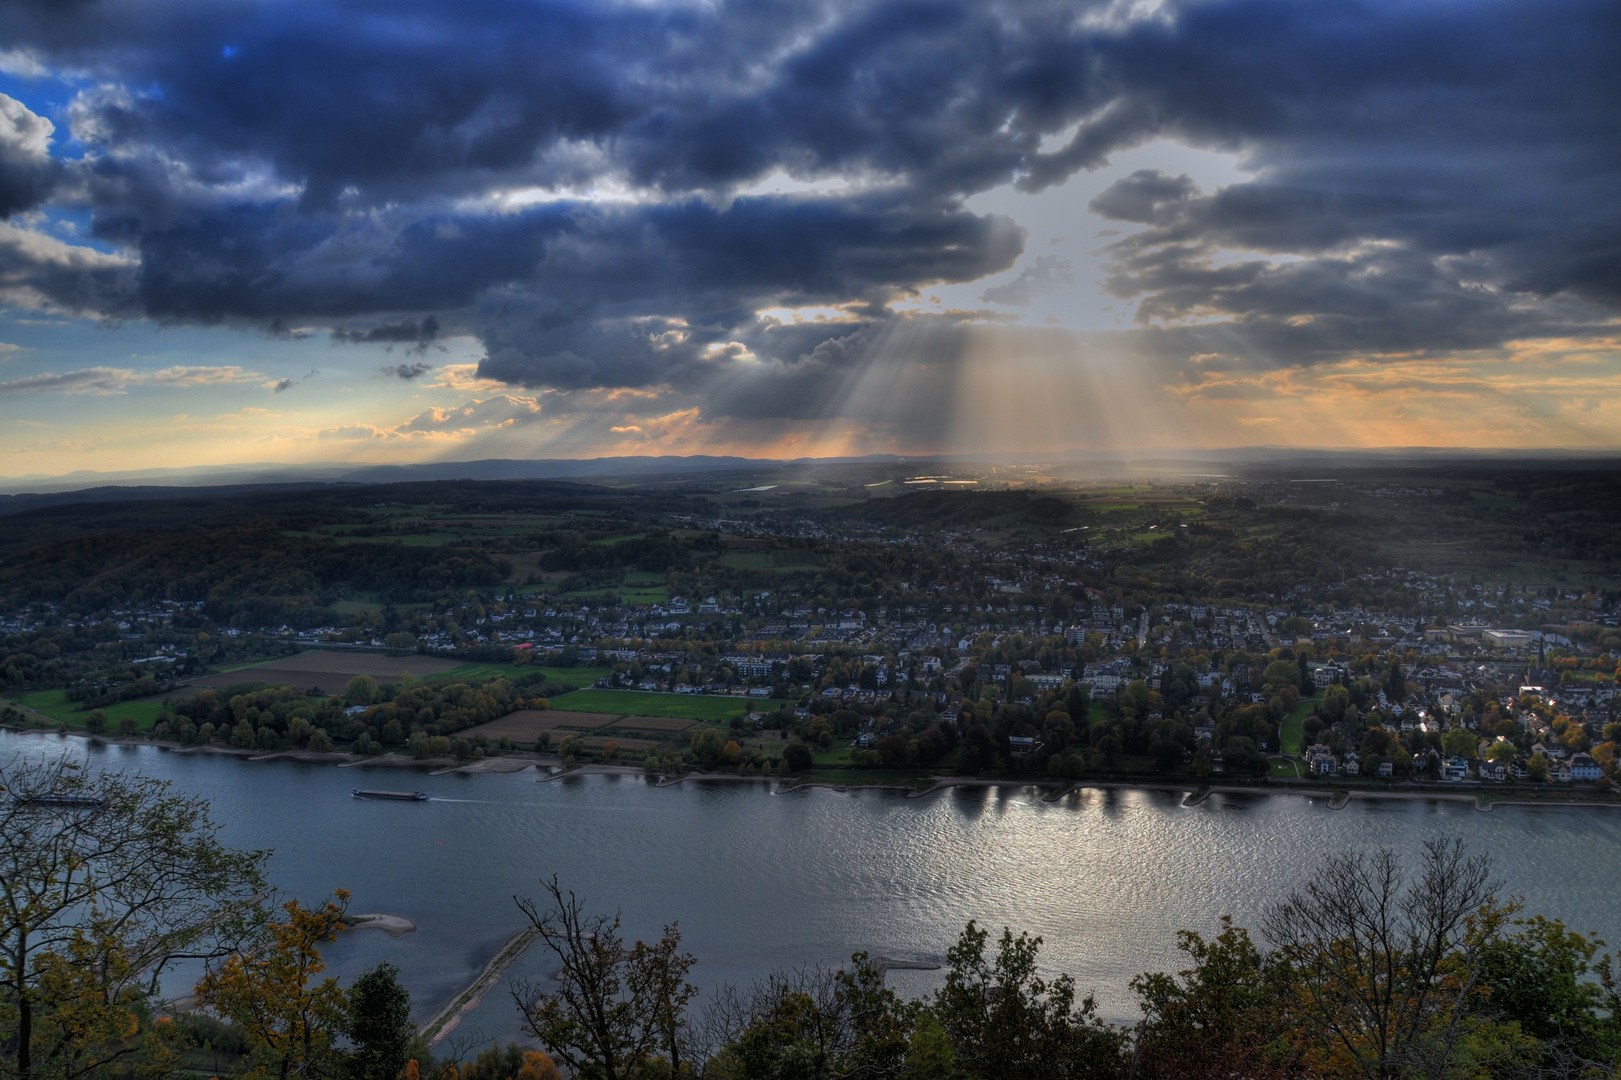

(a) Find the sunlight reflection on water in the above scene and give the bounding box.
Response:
[7,731,1620,1040]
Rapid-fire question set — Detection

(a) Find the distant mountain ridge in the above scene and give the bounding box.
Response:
[3,447,1617,507]
[0,454,917,497]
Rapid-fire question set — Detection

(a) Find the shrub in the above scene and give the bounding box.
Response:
[783,742,814,772]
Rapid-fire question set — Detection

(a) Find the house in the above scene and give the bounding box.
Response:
[1341,755,1360,776]
[1377,758,1394,777]
[1480,759,1507,782]
[1310,663,1344,689]
[1008,735,1040,757]
[1306,743,1338,777]
[1570,754,1603,781]
[1444,757,1470,782]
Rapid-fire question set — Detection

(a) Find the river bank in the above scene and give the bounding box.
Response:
[5,723,1618,812]
[7,724,1621,1042]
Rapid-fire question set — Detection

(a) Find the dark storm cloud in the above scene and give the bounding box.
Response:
[380,362,433,381]
[1070,0,1621,364]
[0,95,60,218]
[332,315,441,353]
[0,0,1614,400]
[115,188,1021,387]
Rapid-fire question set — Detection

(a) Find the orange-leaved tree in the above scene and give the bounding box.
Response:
[194,891,351,1080]
[0,759,267,1080]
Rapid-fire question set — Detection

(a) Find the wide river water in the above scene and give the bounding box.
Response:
[7,730,1621,1045]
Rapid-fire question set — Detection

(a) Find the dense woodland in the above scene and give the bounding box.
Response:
[0,467,1615,627]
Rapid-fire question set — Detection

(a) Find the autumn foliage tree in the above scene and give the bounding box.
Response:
[511,877,697,1080]
[194,892,351,1080]
[0,759,266,1080]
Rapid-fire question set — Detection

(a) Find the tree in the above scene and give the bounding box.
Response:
[1476,914,1621,1068]
[704,959,913,1080]
[1440,728,1475,760]
[451,1044,561,1080]
[934,921,1124,1080]
[1131,917,1298,1079]
[194,893,352,1080]
[83,710,107,735]
[512,878,696,1080]
[1262,661,1301,697]
[1386,661,1406,703]
[783,743,814,773]
[1261,839,1500,1079]
[628,921,700,1075]
[0,759,267,1080]
[344,676,380,706]
[346,962,413,1080]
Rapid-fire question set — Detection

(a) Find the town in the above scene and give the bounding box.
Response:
[1,463,1617,796]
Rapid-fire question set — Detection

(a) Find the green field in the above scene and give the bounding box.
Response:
[558,569,668,602]
[1280,695,1321,755]
[719,551,775,569]
[432,663,611,686]
[17,689,169,732]
[558,584,669,602]
[1269,756,1303,778]
[555,688,793,720]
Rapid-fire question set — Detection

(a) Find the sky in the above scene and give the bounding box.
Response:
[0,0,1617,476]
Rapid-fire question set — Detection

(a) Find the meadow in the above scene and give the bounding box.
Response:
[552,688,793,720]
[17,689,168,732]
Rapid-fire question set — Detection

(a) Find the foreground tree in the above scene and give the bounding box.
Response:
[1130,917,1301,1079]
[1475,914,1621,1073]
[701,959,915,1080]
[346,962,415,1080]
[512,877,696,1080]
[1261,838,1510,1079]
[934,921,1126,1080]
[447,1043,562,1080]
[0,758,266,1080]
[193,892,351,1080]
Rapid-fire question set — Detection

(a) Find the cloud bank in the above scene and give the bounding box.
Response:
[0,0,1614,450]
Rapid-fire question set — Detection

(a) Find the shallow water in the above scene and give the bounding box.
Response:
[7,730,1621,1045]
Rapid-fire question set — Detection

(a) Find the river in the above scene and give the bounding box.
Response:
[7,730,1621,1046]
